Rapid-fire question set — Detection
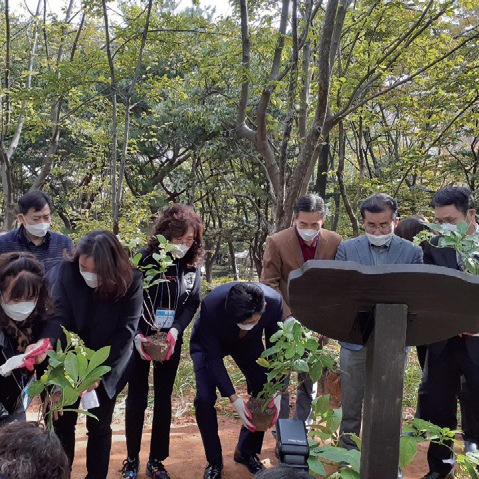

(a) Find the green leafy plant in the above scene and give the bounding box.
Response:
[257,321,335,407]
[414,221,479,275]
[28,327,111,430]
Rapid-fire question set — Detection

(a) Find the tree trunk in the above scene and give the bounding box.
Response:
[227,239,239,281]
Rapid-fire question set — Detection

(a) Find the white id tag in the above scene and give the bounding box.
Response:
[155,309,175,329]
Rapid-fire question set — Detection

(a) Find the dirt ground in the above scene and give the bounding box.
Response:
[63,408,432,479]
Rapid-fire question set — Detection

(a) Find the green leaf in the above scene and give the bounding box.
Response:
[84,365,111,383]
[307,456,326,475]
[77,353,88,379]
[309,361,324,383]
[257,357,270,367]
[28,379,45,397]
[131,253,143,266]
[293,359,309,373]
[457,220,469,236]
[85,347,111,376]
[399,434,419,468]
[59,386,80,408]
[64,352,79,382]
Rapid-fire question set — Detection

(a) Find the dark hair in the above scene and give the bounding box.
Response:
[430,186,475,215]
[225,283,266,323]
[0,421,70,479]
[254,465,316,478]
[17,191,52,215]
[360,192,398,219]
[146,204,204,266]
[0,252,53,328]
[71,230,133,300]
[294,195,326,216]
[395,215,429,243]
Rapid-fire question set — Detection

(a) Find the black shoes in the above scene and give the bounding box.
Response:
[421,472,455,479]
[203,463,223,479]
[233,448,265,474]
[121,457,139,479]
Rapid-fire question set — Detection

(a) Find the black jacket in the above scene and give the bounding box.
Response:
[50,260,143,398]
[190,282,283,397]
[137,248,201,336]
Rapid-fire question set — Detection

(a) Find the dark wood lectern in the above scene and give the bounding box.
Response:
[288,260,479,479]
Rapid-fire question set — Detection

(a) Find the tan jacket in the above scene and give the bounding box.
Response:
[260,226,342,320]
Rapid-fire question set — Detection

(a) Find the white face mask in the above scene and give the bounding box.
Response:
[79,268,99,288]
[366,231,395,247]
[238,322,257,331]
[296,227,320,242]
[22,217,50,238]
[1,301,36,322]
[171,244,190,259]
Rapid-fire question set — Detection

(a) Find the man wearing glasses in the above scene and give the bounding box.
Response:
[334,193,423,466]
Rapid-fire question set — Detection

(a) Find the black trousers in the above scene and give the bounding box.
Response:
[54,384,117,479]
[124,338,182,461]
[418,336,479,475]
[192,350,267,466]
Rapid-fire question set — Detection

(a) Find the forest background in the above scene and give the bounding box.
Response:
[1,0,479,282]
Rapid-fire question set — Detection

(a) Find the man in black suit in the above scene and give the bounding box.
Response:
[190,282,282,479]
[418,186,479,479]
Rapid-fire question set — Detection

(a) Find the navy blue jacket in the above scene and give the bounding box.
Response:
[0,226,73,274]
[49,260,143,399]
[190,282,283,397]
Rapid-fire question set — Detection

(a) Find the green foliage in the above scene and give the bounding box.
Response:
[257,320,334,404]
[28,327,111,430]
[415,222,479,275]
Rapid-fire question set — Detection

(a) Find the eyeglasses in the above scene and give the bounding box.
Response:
[171,238,195,246]
[364,224,393,234]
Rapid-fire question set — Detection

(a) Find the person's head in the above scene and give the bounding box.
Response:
[225,283,266,329]
[0,252,52,327]
[72,229,133,300]
[430,186,477,235]
[293,195,326,243]
[147,204,204,265]
[0,421,70,479]
[361,193,398,245]
[17,191,52,238]
[395,215,429,243]
[254,465,316,479]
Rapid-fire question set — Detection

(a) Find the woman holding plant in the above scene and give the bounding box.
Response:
[0,252,54,424]
[122,204,203,479]
[49,230,143,479]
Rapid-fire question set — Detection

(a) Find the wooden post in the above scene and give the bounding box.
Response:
[360,303,408,479]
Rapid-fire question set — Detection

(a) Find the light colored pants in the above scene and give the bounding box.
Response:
[279,372,317,423]
[339,346,410,450]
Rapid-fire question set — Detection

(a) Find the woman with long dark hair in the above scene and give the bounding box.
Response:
[0,252,54,424]
[122,204,204,479]
[50,230,143,479]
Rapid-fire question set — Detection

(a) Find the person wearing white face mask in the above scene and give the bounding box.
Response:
[261,194,342,426]
[0,252,56,424]
[0,191,73,275]
[122,204,204,479]
[189,282,283,479]
[334,193,423,477]
[416,187,479,479]
[48,230,143,479]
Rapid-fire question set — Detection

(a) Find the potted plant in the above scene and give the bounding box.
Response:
[254,320,335,431]
[28,327,111,430]
[129,234,178,361]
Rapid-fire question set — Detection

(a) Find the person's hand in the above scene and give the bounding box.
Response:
[43,390,63,422]
[284,316,298,329]
[134,334,152,361]
[269,393,282,427]
[24,339,52,368]
[165,328,179,361]
[231,396,256,432]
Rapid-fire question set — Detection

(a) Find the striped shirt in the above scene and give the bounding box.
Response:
[0,226,73,274]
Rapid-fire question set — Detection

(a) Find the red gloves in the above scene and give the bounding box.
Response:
[23,339,53,371]
[165,328,179,361]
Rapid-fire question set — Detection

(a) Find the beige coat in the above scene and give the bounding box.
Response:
[260,226,342,320]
